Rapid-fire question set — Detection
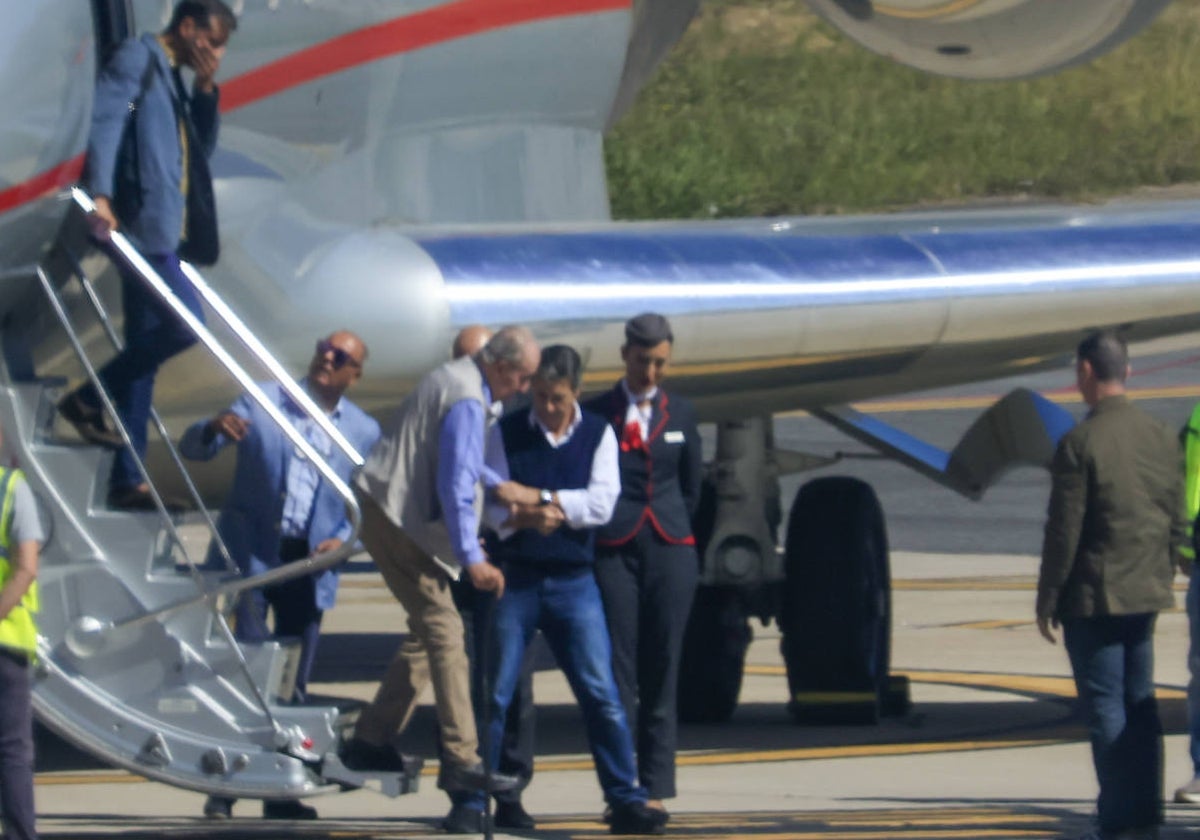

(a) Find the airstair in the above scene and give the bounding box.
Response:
[0,189,415,801]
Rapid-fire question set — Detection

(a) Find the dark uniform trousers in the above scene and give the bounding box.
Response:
[452,579,536,804]
[595,526,698,800]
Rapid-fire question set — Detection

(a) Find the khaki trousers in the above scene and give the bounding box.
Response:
[353,491,479,768]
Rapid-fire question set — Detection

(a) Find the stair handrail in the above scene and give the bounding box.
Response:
[36,263,283,730]
[57,188,364,671]
[60,246,240,577]
[70,188,364,468]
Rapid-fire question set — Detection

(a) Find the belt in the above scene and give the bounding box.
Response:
[279,537,309,562]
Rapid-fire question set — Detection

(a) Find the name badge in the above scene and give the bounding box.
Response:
[664,430,685,444]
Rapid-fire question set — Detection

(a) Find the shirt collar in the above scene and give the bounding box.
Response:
[290,378,343,420]
[621,379,657,406]
[528,402,582,440]
[1089,393,1128,417]
[480,378,502,420]
[156,34,180,68]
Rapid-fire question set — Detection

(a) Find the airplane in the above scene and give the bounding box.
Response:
[0,0,1197,807]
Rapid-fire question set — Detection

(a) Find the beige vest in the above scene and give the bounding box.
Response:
[356,356,487,575]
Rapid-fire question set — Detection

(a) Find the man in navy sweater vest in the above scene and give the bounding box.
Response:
[463,345,667,835]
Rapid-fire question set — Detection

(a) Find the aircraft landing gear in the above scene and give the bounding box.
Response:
[678,419,910,725]
[780,476,909,724]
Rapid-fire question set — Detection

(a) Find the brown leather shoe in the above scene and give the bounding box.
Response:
[58,390,123,449]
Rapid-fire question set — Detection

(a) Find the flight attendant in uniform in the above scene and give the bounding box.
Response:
[585,313,702,821]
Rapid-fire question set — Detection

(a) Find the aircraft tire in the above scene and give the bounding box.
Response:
[780,476,891,725]
[678,584,752,723]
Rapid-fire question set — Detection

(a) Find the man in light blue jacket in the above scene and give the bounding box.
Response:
[60,0,236,509]
[180,330,379,820]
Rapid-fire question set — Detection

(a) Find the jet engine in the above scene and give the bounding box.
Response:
[806,0,1173,80]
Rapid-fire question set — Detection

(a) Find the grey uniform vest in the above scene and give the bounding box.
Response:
[355,356,487,574]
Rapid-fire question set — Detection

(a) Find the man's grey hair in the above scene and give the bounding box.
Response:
[479,325,534,366]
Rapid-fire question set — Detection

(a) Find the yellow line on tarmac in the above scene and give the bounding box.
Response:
[943,618,1030,630]
[580,831,1053,839]
[892,578,1036,591]
[845,383,1200,415]
[38,668,1179,788]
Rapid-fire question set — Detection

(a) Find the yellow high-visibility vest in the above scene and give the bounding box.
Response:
[1182,404,1200,562]
[0,468,37,656]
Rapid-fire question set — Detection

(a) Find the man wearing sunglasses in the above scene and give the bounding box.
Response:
[179,330,380,821]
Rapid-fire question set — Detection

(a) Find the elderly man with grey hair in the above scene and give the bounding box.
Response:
[344,325,539,832]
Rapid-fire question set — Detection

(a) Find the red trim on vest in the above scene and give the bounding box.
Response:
[598,389,695,547]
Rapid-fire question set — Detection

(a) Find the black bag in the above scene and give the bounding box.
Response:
[108,57,157,228]
[176,119,219,266]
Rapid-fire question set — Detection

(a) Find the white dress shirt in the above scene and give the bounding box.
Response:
[621,379,657,441]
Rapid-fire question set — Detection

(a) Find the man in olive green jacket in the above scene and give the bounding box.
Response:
[1037,330,1187,840]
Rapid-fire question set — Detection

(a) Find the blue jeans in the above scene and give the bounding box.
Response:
[79,251,203,491]
[1063,613,1163,834]
[462,565,646,813]
[0,648,37,840]
[1187,571,1200,776]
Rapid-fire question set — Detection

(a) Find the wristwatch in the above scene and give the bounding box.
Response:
[538,488,553,506]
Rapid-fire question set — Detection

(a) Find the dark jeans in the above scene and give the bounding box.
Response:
[0,648,37,840]
[234,538,323,702]
[594,528,698,799]
[78,251,203,491]
[1063,613,1163,835]
[462,565,645,812]
[453,578,535,805]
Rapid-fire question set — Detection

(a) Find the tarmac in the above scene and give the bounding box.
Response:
[26,549,1200,839]
[25,341,1200,838]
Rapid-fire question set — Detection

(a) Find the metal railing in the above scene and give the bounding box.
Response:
[43,188,368,737]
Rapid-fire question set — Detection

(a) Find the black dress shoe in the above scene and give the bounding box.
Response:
[262,799,318,820]
[58,391,123,449]
[441,803,490,834]
[609,800,668,836]
[437,761,519,793]
[203,795,234,819]
[341,737,423,777]
[494,800,536,830]
[107,485,186,513]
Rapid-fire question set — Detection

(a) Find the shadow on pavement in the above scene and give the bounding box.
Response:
[37,803,1200,839]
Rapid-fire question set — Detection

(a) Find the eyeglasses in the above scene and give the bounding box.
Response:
[315,339,361,370]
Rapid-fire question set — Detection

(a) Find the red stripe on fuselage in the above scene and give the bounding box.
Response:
[0,154,84,216]
[1,0,629,218]
[220,0,632,112]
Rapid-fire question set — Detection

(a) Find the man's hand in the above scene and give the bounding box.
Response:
[1037,614,1059,645]
[493,481,540,507]
[88,195,119,240]
[504,503,565,536]
[466,560,505,598]
[190,33,224,93]
[313,538,343,556]
[209,411,251,441]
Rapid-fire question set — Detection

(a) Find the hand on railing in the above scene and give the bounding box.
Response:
[86,196,118,241]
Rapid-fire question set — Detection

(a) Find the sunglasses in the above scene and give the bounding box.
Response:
[315,339,361,370]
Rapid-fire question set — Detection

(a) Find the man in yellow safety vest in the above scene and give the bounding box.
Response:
[1174,404,1200,805]
[0,431,45,840]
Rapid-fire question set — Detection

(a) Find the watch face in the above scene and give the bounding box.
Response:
[539,489,553,505]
